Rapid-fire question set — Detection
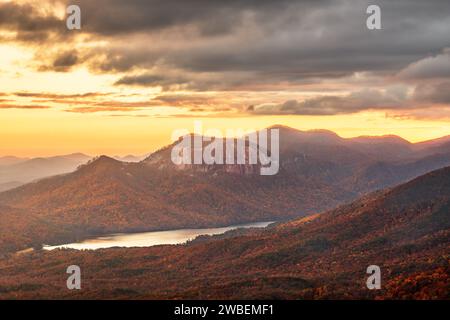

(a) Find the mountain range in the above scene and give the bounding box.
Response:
[0,165,448,299]
[0,153,151,192]
[1,126,450,253]
[0,153,92,192]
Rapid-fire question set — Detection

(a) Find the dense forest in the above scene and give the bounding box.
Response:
[0,166,448,299]
[1,127,450,255]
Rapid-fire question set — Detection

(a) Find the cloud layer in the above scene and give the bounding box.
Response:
[1,0,449,118]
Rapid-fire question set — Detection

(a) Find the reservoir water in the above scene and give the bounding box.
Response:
[43,221,274,251]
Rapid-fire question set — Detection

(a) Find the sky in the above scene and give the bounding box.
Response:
[0,0,449,157]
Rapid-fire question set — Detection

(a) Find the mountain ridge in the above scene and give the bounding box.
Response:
[1,126,450,253]
[0,166,448,299]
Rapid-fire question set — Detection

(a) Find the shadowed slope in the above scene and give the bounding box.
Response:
[0,167,448,299]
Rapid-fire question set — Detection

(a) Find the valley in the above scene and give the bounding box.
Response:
[1,0,449,303]
[0,166,448,299]
[0,126,450,255]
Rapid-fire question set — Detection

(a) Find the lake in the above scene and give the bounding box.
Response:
[43,221,274,251]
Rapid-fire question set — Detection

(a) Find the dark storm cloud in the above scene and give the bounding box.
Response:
[114,74,189,88]
[52,51,79,71]
[4,0,450,86]
[0,2,66,42]
[250,80,450,116]
[399,50,450,80]
[2,0,450,115]
[58,0,449,91]
[63,0,303,36]
[412,81,450,104]
[251,88,408,115]
[113,71,265,91]
[0,2,60,31]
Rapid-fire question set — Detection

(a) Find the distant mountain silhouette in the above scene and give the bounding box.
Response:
[0,156,29,166]
[0,126,450,253]
[113,154,150,163]
[413,135,450,151]
[0,153,92,192]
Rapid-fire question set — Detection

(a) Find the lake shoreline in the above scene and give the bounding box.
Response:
[42,220,276,251]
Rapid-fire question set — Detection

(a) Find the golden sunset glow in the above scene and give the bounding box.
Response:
[0,0,449,157]
[0,0,450,303]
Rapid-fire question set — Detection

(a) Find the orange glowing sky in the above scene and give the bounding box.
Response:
[0,0,449,157]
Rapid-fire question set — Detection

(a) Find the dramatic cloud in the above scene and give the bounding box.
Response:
[1,0,450,118]
[52,51,79,71]
[61,0,267,36]
[250,88,410,115]
[5,91,165,113]
[6,0,449,86]
[412,81,450,104]
[71,0,450,80]
[114,73,191,90]
[399,49,450,80]
[0,1,66,42]
[14,92,111,99]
